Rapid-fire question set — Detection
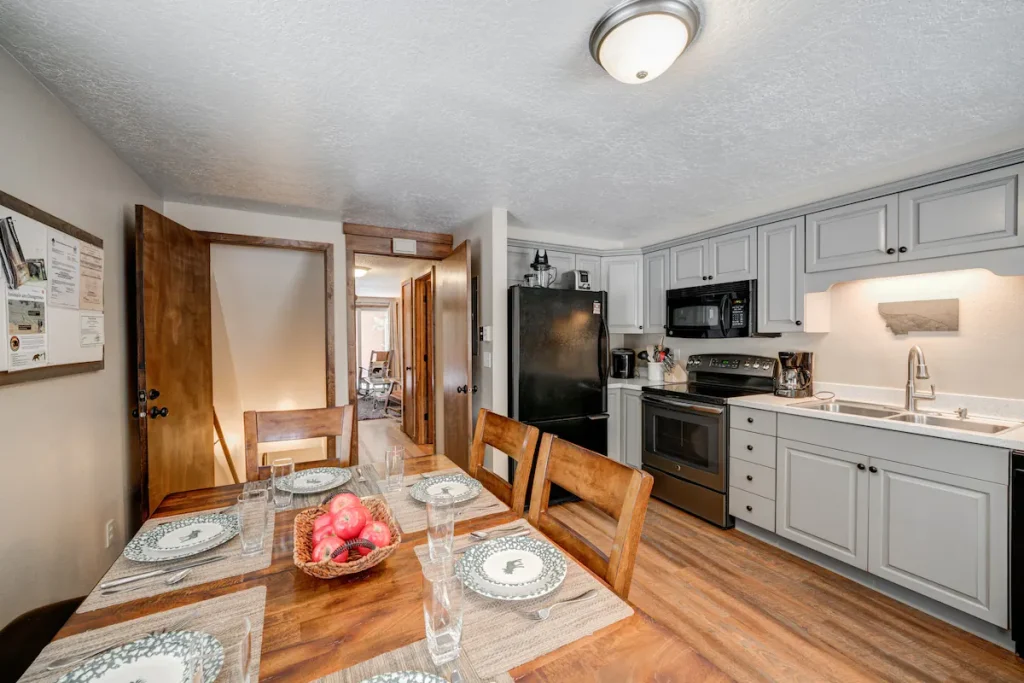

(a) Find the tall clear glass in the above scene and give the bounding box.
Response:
[237,490,268,556]
[422,558,463,666]
[384,446,405,491]
[271,458,295,509]
[426,492,455,561]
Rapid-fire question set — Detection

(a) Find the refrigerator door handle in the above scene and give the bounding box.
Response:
[599,315,611,384]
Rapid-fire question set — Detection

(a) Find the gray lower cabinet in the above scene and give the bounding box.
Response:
[805,195,899,272]
[776,439,869,570]
[757,218,805,333]
[669,240,707,288]
[622,389,643,469]
[643,250,668,333]
[601,254,644,333]
[868,457,1008,626]
[898,162,1024,261]
[607,387,622,463]
[708,227,757,284]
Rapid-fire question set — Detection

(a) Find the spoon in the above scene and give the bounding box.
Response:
[100,568,193,596]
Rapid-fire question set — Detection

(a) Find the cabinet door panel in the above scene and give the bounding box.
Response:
[869,458,1008,627]
[643,250,668,332]
[806,195,899,272]
[602,255,644,333]
[757,218,805,333]
[669,241,707,288]
[622,390,643,469]
[546,250,576,288]
[607,388,622,463]
[708,228,757,283]
[575,254,602,285]
[507,246,534,288]
[776,439,869,569]
[898,163,1024,261]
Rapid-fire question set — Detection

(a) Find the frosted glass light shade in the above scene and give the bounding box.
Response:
[590,0,700,85]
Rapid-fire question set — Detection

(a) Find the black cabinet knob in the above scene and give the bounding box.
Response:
[868,465,878,473]
[746,505,753,512]
[795,320,802,326]
[746,444,753,451]
[708,275,714,280]
[899,246,908,253]
[886,248,896,255]
[746,474,753,481]
[702,276,708,281]
[747,417,754,424]
[857,463,866,470]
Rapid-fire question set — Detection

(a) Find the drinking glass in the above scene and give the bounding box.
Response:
[185,630,209,683]
[422,558,463,666]
[237,490,268,556]
[271,458,295,509]
[426,492,455,561]
[384,446,405,491]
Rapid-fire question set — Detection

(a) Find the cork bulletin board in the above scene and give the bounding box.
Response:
[0,190,105,387]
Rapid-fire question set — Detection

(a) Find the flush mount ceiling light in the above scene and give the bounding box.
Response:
[353,267,370,278]
[590,0,701,85]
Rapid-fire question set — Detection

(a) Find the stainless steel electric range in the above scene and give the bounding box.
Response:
[641,353,778,527]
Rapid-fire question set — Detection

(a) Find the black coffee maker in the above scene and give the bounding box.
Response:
[776,351,813,398]
[611,348,636,379]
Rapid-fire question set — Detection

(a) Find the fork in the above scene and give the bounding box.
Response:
[100,568,193,596]
[520,589,599,621]
[46,611,193,670]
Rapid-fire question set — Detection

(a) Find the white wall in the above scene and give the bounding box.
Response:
[210,244,327,481]
[454,208,509,475]
[626,269,1024,400]
[0,48,162,627]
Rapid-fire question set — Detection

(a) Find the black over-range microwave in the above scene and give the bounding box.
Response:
[666,280,772,339]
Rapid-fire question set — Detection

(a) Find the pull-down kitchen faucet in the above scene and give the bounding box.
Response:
[906,345,936,412]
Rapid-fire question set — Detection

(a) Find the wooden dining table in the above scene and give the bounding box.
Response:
[51,455,728,682]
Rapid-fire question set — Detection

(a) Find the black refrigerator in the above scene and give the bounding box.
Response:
[508,286,609,505]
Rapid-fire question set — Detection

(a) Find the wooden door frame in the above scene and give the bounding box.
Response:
[413,270,435,444]
[343,223,453,463]
[197,231,337,465]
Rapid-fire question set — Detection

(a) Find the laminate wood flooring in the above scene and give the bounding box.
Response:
[548,499,1024,683]
[358,416,433,462]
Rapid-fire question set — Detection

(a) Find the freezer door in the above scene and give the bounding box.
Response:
[510,415,609,508]
[510,287,607,422]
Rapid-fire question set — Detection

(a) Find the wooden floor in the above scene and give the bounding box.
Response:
[550,500,1024,683]
[357,417,433,461]
[361,423,1024,681]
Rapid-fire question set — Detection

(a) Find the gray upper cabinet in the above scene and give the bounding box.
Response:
[669,240,707,288]
[575,254,602,282]
[898,163,1024,261]
[546,250,577,285]
[643,250,668,332]
[757,218,805,333]
[507,246,574,288]
[601,254,644,333]
[806,195,899,273]
[708,227,757,284]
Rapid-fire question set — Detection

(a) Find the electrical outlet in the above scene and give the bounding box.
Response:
[105,519,115,549]
[483,351,492,368]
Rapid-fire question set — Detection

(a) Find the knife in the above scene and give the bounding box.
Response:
[454,529,530,554]
[99,554,226,590]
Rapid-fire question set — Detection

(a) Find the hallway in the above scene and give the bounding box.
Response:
[358,417,433,464]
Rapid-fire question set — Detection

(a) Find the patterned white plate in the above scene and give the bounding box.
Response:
[455,536,567,601]
[276,467,352,494]
[409,473,482,505]
[360,673,446,683]
[123,514,239,563]
[56,631,223,683]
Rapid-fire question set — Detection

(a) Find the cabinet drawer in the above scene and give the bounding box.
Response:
[731,407,777,436]
[729,429,776,468]
[730,459,776,500]
[730,487,775,531]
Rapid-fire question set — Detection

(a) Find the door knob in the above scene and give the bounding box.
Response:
[149,406,169,419]
[456,385,468,394]
[131,408,139,418]
[472,385,478,394]
[148,388,160,400]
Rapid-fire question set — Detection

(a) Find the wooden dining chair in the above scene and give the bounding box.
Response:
[468,409,541,516]
[527,434,654,599]
[243,405,356,481]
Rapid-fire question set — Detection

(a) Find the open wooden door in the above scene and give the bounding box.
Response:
[135,206,214,516]
[414,271,435,445]
[401,278,416,439]
[435,241,472,469]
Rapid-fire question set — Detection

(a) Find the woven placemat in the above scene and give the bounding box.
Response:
[381,469,509,534]
[314,639,514,683]
[20,587,266,683]
[78,507,274,613]
[414,524,635,679]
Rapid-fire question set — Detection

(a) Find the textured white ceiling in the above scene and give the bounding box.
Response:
[2,0,1024,243]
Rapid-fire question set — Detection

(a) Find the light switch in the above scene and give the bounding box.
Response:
[483,351,492,368]
[482,325,492,342]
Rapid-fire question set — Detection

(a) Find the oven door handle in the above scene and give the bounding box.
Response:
[642,395,725,416]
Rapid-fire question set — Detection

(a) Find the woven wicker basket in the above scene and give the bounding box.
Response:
[293,496,401,579]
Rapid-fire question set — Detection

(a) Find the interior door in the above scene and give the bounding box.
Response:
[401,278,416,439]
[135,206,214,516]
[435,241,472,469]
[414,271,435,444]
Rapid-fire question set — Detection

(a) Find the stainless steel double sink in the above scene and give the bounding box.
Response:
[794,399,1015,435]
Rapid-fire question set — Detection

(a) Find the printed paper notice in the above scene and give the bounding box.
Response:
[80,312,104,346]
[48,229,80,309]
[79,242,103,311]
[7,286,47,371]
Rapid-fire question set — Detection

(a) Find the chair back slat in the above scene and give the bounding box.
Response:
[527,433,653,599]
[243,405,355,481]
[468,409,540,516]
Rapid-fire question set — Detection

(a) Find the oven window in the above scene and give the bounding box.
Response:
[652,413,719,474]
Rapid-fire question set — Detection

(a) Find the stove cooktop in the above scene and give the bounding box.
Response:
[642,382,773,405]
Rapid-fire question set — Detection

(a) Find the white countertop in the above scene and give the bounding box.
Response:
[729,392,1024,451]
[607,377,652,390]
